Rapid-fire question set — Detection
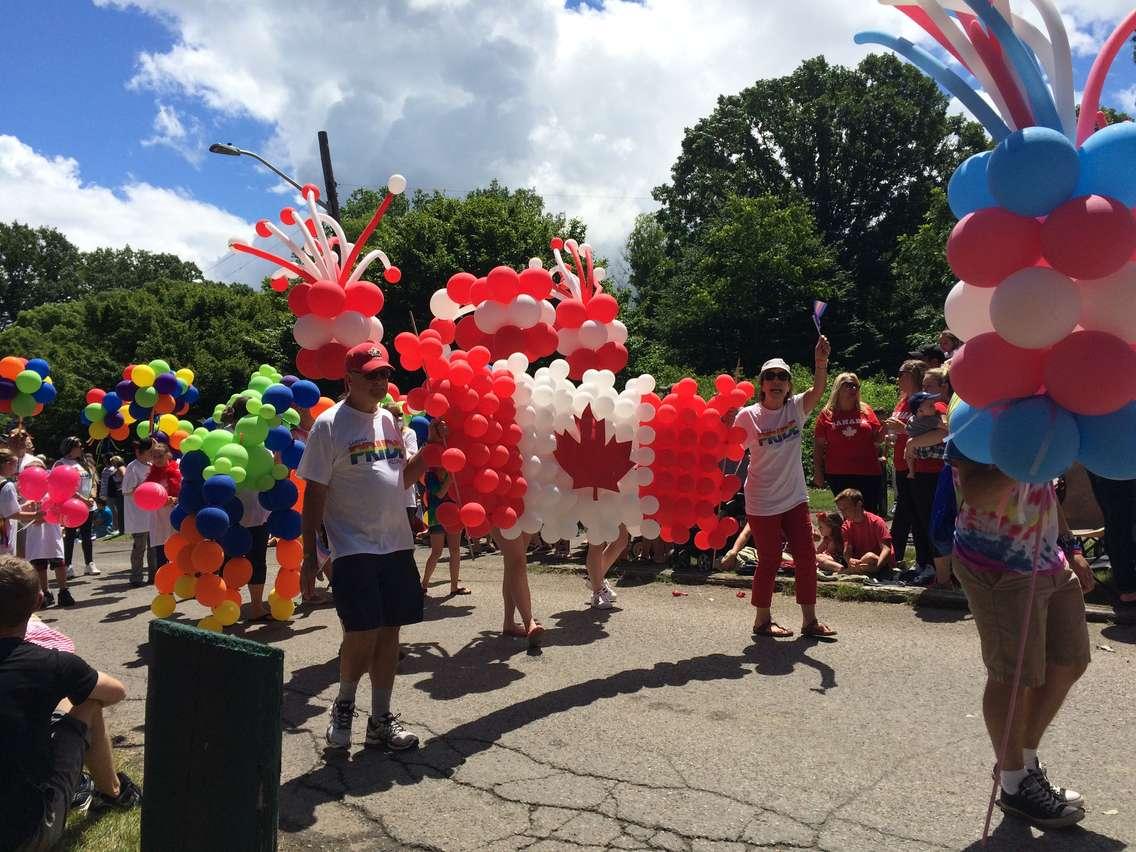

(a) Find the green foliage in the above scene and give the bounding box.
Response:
[890,188,958,350]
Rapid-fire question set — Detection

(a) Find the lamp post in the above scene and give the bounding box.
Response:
[208,141,339,219]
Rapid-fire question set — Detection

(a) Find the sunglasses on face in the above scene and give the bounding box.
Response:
[841,382,860,390]
[361,369,393,381]
[762,371,790,382]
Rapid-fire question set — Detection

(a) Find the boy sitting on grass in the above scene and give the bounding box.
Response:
[0,555,141,851]
[835,488,893,575]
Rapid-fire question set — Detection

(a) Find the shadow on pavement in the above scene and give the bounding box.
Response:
[279,646,836,833]
[283,656,341,727]
[745,639,837,694]
[1100,623,1136,645]
[101,603,154,623]
[540,606,615,648]
[913,605,972,624]
[960,815,1126,851]
[400,634,527,700]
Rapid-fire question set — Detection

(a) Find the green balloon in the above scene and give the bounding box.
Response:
[230,466,247,484]
[272,463,289,480]
[216,443,249,467]
[235,415,269,448]
[11,394,36,417]
[249,375,273,394]
[258,404,277,420]
[193,427,210,437]
[203,465,217,479]
[281,409,301,427]
[254,474,275,492]
[244,399,263,417]
[212,405,226,421]
[136,421,152,439]
[149,359,171,374]
[201,429,234,461]
[135,386,158,407]
[178,419,194,434]
[213,457,233,474]
[15,370,42,394]
[245,445,274,481]
[180,435,203,453]
[258,364,276,377]
[84,403,106,422]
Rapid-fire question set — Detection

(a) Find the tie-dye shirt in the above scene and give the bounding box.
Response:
[954,478,1067,575]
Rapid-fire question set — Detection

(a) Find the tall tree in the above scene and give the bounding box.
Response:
[0,223,81,327]
[79,246,203,293]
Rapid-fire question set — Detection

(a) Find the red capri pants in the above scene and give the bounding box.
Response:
[747,502,818,608]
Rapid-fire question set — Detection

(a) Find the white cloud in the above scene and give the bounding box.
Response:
[141,103,205,166]
[0,134,258,281]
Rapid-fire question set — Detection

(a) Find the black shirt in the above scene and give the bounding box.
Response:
[0,636,98,849]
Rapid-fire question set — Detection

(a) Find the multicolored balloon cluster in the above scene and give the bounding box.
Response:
[82,360,198,444]
[0,355,56,419]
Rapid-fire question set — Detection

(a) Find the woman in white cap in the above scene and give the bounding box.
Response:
[734,337,836,639]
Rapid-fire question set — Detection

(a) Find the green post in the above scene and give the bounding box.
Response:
[141,620,284,851]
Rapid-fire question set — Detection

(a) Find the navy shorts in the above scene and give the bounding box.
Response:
[331,550,423,632]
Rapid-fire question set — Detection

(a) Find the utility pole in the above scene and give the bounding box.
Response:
[317,130,341,222]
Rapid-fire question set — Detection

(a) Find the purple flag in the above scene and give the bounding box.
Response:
[812,300,828,333]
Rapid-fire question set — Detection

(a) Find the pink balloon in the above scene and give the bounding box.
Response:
[459,501,486,529]
[60,497,90,529]
[1044,331,1136,415]
[950,333,1045,407]
[947,209,1041,287]
[46,465,81,502]
[1041,195,1136,281]
[42,499,61,525]
[17,466,49,501]
[133,481,169,512]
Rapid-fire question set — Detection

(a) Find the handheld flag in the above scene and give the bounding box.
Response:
[812,300,828,333]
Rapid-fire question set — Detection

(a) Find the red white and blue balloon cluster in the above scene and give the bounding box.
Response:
[862,1,1136,481]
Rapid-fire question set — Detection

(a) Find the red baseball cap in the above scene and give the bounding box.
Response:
[344,342,391,374]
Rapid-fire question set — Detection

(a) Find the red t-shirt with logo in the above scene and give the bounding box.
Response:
[842,511,892,558]
[814,406,882,476]
[891,398,945,475]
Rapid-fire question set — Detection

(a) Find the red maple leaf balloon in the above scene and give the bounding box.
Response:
[554,405,635,499]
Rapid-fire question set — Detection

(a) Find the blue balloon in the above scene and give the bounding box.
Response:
[290,380,320,409]
[101,391,122,413]
[177,481,205,514]
[202,418,219,431]
[281,374,299,387]
[1076,403,1136,480]
[179,450,209,482]
[221,523,253,557]
[947,152,997,219]
[224,496,245,526]
[259,478,298,512]
[265,425,293,452]
[129,402,149,421]
[987,128,1079,217]
[26,358,50,378]
[195,506,231,541]
[103,412,124,429]
[268,508,301,540]
[202,474,237,507]
[949,400,995,464]
[79,412,91,426]
[261,383,294,413]
[170,505,187,531]
[33,383,57,404]
[409,415,430,448]
[0,380,15,400]
[1074,122,1136,207]
[281,439,305,470]
[116,380,135,402]
[990,397,1080,484]
[185,386,200,405]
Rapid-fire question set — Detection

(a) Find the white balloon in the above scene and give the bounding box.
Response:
[638,426,656,445]
[367,316,385,343]
[613,398,637,421]
[332,311,369,347]
[387,174,407,195]
[632,447,655,465]
[592,394,616,420]
[636,403,656,422]
[549,359,571,381]
[507,352,530,375]
[528,257,544,270]
[429,288,461,321]
[1079,263,1136,343]
[558,327,581,355]
[609,320,628,345]
[637,374,656,394]
[990,268,1080,349]
[539,300,556,326]
[510,294,542,329]
[499,523,523,540]
[640,495,660,515]
[293,314,334,349]
[594,267,607,282]
[578,320,607,349]
[572,392,594,417]
[474,300,506,333]
[532,385,554,407]
[944,281,994,342]
[640,519,661,539]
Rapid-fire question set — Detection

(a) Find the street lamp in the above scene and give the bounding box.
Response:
[208,142,330,212]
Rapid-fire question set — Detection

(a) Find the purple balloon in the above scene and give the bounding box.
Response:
[281,375,299,387]
[104,412,125,429]
[153,372,179,395]
[0,379,16,400]
[116,380,135,402]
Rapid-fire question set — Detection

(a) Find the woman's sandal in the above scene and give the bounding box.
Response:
[502,623,528,638]
[752,620,794,638]
[450,585,472,596]
[801,619,838,640]
[526,622,545,648]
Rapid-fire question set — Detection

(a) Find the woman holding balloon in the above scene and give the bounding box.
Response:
[56,437,99,578]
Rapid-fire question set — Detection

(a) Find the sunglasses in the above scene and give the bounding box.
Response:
[761,371,790,382]
[841,381,860,390]
[361,368,393,381]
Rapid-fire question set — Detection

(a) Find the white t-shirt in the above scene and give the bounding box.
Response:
[149,506,174,547]
[54,458,93,499]
[736,393,810,517]
[237,488,272,528]
[122,459,152,534]
[402,427,419,510]
[25,520,64,562]
[0,480,20,555]
[297,401,413,560]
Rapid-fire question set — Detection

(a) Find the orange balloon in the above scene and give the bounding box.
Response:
[0,356,26,380]
[191,540,224,575]
[153,394,176,415]
[180,514,203,544]
[175,545,196,576]
[225,588,243,607]
[169,429,189,450]
[164,533,187,560]
[276,538,303,571]
[110,425,130,441]
[289,472,306,511]
[33,403,45,417]
[154,563,178,594]
[223,557,253,588]
[195,574,227,608]
[311,396,334,418]
[274,569,300,599]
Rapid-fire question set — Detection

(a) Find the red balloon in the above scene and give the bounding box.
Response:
[317,342,348,380]
[446,272,476,304]
[474,468,499,493]
[436,501,461,528]
[296,347,322,379]
[596,341,628,373]
[425,393,450,418]
[469,276,489,305]
[1041,195,1136,281]
[393,332,420,355]
[441,447,467,472]
[518,267,553,299]
[1044,331,1136,415]
[464,414,489,438]
[487,266,519,303]
[467,346,492,370]
[307,280,346,317]
[85,388,106,404]
[455,316,486,350]
[467,442,491,467]
[586,293,619,323]
[947,209,1041,287]
[493,375,516,397]
[429,318,456,344]
[950,334,1044,407]
[495,325,527,355]
[459,501,487,528]
[490,505,517,529]
[287,282,312,316]
[556,299,588,329]
[476,392,500,417]
[567,349,593,380]
[502,423,523,447]
[343,280,384,315]
[419,338,444,361]
[456,387,480,413]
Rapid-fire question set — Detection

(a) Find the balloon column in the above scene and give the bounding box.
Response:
[862,3,1136,481]
[0,355,56,419]
[149,365,310,629]
[82,360,199,446]
[229,177,407,380]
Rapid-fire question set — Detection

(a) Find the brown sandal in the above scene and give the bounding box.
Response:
[752,621,794,638]
[450,585,472,596]
[801,620,837,639]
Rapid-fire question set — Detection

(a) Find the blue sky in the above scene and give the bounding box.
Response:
[2,0,1135,282]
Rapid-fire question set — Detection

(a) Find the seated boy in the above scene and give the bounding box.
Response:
[0,556,141,851]
[835,488,893,574]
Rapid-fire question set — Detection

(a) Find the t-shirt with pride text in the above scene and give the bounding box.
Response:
[298,401,413,560]
[735,393,809,517]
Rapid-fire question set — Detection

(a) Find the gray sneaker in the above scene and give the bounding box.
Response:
[325,700,355,749]
[365,713,419,751]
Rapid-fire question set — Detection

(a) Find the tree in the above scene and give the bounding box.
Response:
[78,246,203,293]
[890,188,956,349]
[0,223,81,327]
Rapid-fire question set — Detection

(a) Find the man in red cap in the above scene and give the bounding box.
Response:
[299,342,443,752]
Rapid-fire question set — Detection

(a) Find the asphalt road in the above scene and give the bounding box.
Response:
[41,538,1136,851]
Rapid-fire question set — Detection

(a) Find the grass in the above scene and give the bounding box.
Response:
[807,487,836,513]
[60,751,143,852]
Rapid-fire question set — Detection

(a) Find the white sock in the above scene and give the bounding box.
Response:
[1001,768,1028,794]
[1022,748,1039,769]
[372,687,392,717]
[336,679,359,704]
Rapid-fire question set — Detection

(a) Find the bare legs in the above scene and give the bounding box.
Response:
[493,531,539,636]
[422,531,464,593]
[586,526,629,593]
[339,626,401,692]
[982,662,1088,771]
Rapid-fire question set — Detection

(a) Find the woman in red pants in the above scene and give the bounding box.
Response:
[735,338,837,639]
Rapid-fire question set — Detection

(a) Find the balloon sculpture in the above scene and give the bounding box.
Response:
[861,2,1136,481]
[82,359,199,446]
[0,355,56,419]
[149,365,309,629]
[229,177,406,380]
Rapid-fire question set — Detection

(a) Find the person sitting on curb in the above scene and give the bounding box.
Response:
[0,555,141,852]
[835,489,893,575]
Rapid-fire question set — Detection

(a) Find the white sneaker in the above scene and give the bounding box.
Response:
[601,579,618,600]
[66,564,76,580]
[325,700,355,749]
[365,713,419,751]
[85,563,100,576]
[589,587,615,609]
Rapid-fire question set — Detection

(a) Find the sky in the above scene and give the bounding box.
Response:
[2,0,1135,287]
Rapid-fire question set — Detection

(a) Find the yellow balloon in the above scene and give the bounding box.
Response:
[89,422,110,440]
[176,368,195,385]
[158,414,179,434]
[151,593,176,618]
[119,405,136,425]
[270,597,295,621]
[132,364,156,388]
[197,616,223,632]
[213,599,240,626]
[948,394,961,417]
[173,575,197,600]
